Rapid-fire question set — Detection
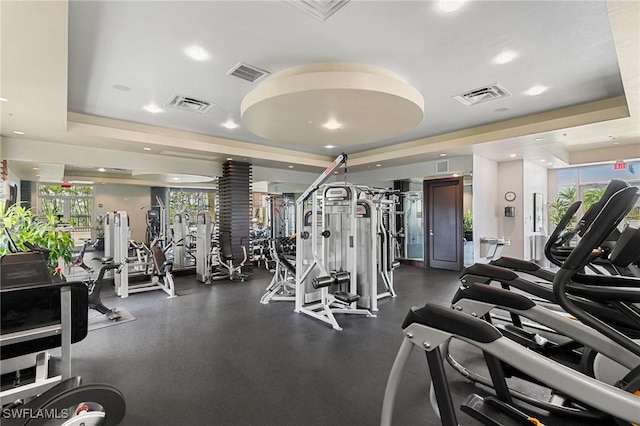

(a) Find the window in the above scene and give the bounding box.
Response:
[38,184,94,244]
[169,189,215,225]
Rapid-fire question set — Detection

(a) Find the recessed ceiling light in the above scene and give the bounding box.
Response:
[323,119,342,130]
[0,97,8,102]
[534,137,544,141]
[612,141,620,145]
[510,153,517,158]
[452,173,460,177]
[172,177,180,181]
[143,147,152,151]
[221,120,239,129]
[33,167,39,170]
[525,85,547,96]
[334,171,339,174]
[13,131,25,135]
[494,51,517,65]
[325,145,336,149]
[376,164,382,167]
[439,0,465,12]
[226,157,233,161]
[494,107,510,112]
[36,175,41,177]
[98,167,106,172]
[184,45,211,61]
[547,162,553,166]
[540,159,546,163]
[439,153,447,157]
[288,165,294,169]
[142,104,163,113]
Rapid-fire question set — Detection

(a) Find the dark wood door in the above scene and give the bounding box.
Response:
[425,178,463,271]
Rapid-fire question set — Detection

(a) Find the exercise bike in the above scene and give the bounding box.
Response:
[381,185,640,425]
[70,239,97,273]
[83,258,129,322]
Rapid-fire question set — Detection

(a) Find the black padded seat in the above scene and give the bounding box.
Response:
[462,264,519,282]
[93,256,113,264]
[333,291,359,304]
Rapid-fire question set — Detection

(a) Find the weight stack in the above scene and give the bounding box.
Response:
[218,161,252,272]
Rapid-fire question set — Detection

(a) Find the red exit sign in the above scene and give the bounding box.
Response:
[614,162,626,170]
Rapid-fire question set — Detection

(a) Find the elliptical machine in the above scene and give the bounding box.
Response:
[381,185,640,425]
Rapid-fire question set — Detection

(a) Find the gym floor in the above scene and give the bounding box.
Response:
[66,263,597,425]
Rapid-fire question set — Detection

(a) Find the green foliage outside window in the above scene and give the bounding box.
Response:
[548,186,577,228]
[169,190,215,224]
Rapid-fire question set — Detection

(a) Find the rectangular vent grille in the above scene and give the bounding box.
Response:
[165,94,215,114]
[288,0,351,21]
[453,83,511,106]
[436,160,449,174]
[226,63,270,83]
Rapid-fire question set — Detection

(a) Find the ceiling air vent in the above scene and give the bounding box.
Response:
[226,63,270,83]
[436,160,449,174]
[453,83,511,107]
[288,0,351,21]
[165,94,215,114]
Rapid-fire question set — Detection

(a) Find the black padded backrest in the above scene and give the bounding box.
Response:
[609,225,640,268]
[219,232,234,260]
[577,179,629,236]
[561,186,639,271]
[151,245,168,272]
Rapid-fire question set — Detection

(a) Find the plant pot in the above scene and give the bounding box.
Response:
[464,231,473,242]
[95,237,104,251]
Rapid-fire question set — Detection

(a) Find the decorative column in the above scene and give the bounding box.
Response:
[218,161,252,271]
[20,180,33,209]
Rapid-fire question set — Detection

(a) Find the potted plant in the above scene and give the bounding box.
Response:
[463,209,473,242]
[0,201,74,279]
[94,214,105,251]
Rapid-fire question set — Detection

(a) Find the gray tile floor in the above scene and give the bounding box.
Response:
[27,260,610,425]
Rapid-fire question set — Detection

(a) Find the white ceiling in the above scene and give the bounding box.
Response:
[1,0,639,184]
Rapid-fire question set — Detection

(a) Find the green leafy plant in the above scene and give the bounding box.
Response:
[548,186,577,228]
[583,187,606,213]
[463,210,473,232]
[0,201,74,278]
[94,214,105,238]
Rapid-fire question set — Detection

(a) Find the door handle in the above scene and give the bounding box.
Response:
[429,230,434,236]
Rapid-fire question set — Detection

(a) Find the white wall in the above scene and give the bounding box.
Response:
[472,156,499,262]
[523,160,548,261]
[348,156,473,183]
[463,180,472,212]
[497,160,524,258]
[94,184,149,243]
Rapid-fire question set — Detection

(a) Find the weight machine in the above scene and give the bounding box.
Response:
[113,211,177,298]
[355,189,400,311]
[295,153,375,331]
[195,211,212,283]
[172,211,189,269]
[268,194,295,238]
[260,238,296,304]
